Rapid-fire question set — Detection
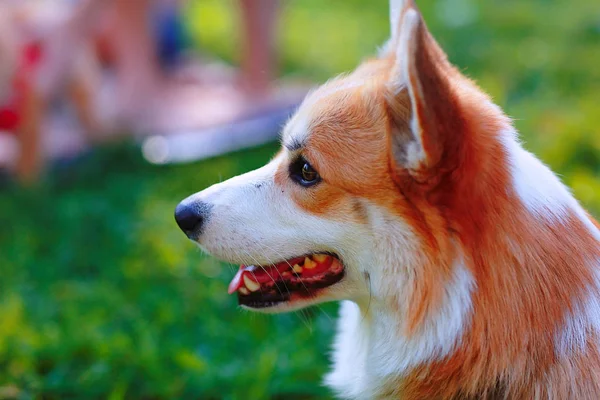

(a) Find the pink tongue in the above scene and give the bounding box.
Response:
[228,267,244,294]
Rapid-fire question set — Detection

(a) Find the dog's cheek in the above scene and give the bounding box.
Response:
[288,185,367,225]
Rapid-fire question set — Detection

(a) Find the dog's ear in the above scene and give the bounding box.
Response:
[385,1,464,182]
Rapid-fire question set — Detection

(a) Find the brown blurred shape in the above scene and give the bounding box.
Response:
[0,0,291,184]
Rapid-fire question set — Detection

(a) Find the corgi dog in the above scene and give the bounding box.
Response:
[175,1,600,398]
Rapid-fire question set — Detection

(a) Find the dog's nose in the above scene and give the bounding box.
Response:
[174,200,208,238]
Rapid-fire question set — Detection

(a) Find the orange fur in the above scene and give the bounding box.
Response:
[175,3,600,397]
[272,3,600,398]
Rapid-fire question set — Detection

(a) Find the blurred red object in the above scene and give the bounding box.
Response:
[0,41,43,133]
[0,107,19,131]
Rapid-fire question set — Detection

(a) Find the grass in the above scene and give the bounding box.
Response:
[1,0,599,398]
[0,143,335,399]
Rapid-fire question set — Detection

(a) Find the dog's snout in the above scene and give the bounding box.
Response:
[174,200,209,238]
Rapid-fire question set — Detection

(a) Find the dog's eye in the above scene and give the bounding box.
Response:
[301,163,318,182]
[290,158,320,187]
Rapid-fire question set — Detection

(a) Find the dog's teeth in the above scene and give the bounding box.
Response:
[313,254,328,263]
[239,287,250,295]
[243,275,260,292]
[292,264,303,273]
[304,257,317,269]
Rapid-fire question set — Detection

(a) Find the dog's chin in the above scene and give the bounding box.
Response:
[227,253,346,312]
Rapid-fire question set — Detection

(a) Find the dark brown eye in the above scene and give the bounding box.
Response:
[301,162,318,182]
[289,157,321,187]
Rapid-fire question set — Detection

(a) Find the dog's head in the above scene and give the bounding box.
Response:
[175,1,509,316]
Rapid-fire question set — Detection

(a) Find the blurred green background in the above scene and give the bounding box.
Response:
[1,0,599,398]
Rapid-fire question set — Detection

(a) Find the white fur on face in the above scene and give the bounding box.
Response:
[187,153,373,311]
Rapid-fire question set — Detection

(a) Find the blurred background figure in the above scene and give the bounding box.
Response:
[0,0,300,183]
[0,1,598,398]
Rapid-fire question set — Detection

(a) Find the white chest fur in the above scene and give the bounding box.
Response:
[325,262,474,399]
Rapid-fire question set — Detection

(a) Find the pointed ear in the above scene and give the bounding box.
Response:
[385,2,464,181]
[389,0,408,40]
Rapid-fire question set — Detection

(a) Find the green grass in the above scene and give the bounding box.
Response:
[0,143,335,399]
[1,0,600,398]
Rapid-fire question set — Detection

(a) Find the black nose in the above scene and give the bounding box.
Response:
[174,201,209,238]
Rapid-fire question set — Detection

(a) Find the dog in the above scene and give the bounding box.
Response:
[175,1,600,398]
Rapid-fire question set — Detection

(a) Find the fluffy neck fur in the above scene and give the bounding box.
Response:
[326,93,600,399]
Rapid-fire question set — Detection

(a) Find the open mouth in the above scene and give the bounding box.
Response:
[227,253,345,308]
